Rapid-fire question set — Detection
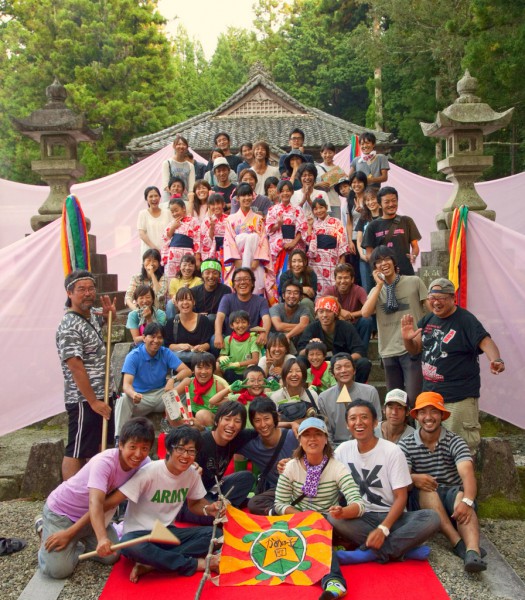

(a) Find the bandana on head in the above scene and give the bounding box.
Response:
[65,275,95,291]
[315,296,341,316]
[201,259,222,273]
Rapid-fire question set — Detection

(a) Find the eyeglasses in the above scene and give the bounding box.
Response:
[173,446,197,457]
[428,294,453,302]
[234,278,252,284]
[374,258,393,266]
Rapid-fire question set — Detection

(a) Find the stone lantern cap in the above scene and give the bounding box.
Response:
[11,77,100,143]
[421,70,513,137]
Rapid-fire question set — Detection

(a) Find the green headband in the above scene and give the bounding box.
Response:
[201,260,221,273]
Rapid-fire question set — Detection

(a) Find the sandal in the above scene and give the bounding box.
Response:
[0,537,27,556]
[464,549,487,573]
[453,539,487,559]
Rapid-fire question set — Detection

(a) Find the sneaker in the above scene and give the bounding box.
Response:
[319,580,346,599]
[34,515,43,538]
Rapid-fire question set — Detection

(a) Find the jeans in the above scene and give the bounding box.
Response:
[328,509,440,563]
[38,503,119,579]
[355,317,373,352]
[121,525,213,575]
[382,352,423,409]
[176,471,254,526]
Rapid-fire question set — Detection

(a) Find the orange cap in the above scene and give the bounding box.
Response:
[410,392,451,420]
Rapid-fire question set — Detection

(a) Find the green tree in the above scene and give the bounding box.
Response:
[0,0,181,182]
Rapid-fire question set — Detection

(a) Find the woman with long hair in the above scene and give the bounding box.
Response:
[137,186,171,257]
[125,248,168,310]
[161,135,195,203]
[356,187,382,292]
[187,179,211,222]
[251,140,280,196]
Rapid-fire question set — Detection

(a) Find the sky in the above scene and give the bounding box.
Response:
[158,1,258,59]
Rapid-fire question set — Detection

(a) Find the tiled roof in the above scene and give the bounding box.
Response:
[127,66,391,155]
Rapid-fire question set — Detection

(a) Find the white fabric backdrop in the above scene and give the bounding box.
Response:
[0,144,523,434]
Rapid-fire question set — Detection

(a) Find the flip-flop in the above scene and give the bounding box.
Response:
[0,537,27,556]
[464,549,487,573]
[453,539,487,559]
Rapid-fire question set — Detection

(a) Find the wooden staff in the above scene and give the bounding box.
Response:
[79,520,180,560]
[101,309,113,451]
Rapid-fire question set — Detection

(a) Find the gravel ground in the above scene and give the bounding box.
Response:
[1,499,523,600]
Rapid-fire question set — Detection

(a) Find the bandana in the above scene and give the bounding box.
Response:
[384,274,401,314]
[65,275,95,291]
[231,331,251,342]
[359,150,377,162]
[201,259,222,273]
[192,377,215,406]
[236,390,268,405]
[314,296,340,316]
[310,361,328,387]
[302,455,328,497]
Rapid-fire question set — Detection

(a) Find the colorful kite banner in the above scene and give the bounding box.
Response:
[349,134,360,165]
[61,194,91,276]
[219,506,332,587]
[448,205,468,308]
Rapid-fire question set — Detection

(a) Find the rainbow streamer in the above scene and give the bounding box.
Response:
[349,134,360,166]
[448,206,468,308]
[61,194,91,276]
[274,249,289,289]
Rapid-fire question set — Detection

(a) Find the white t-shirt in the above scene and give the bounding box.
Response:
[137,208,171,256]
[335,438,411,513]
[120,460,206,534]
[291,189,332,219]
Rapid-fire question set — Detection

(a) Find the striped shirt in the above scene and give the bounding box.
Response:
[274,457,365,515]
[398,427,472,487]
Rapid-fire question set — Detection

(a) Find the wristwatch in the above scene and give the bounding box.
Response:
[462,497,474,507]
[377,524,390,537]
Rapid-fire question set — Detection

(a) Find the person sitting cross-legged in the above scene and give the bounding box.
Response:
[399,392,488,573]
[328,400,440,565]
[104,426,223,583]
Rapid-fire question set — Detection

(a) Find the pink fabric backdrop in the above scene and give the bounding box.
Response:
[0,145,523,435]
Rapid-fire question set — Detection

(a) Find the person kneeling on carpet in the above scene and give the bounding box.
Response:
[274,417,366,600]
[37,417,154,579]
[108,426,224,583]
[328,400,440,565]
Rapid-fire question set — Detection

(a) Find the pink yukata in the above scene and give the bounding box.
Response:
[308,216,349,295]
[161,216,201,281]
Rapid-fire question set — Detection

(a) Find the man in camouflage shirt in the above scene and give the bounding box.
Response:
[56,270,116,479]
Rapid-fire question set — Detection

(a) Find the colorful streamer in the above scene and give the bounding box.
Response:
[448,205,468,307]
[61,194,91,276]
[349,134,360,166]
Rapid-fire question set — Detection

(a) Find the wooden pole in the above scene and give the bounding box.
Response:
[79,520,180,560]
[101,310,113,451]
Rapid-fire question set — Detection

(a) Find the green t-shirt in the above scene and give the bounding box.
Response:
[189,374,226,414]
[221,333,260,373]
[307,362,337,393]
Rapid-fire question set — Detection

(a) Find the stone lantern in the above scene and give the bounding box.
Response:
[420,70,513,229]
[12,78,100,231]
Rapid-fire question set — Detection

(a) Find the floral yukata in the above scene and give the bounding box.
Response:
[308,216,349,295]
[224,209,278,304]
[161,216,201,281]
[199,213,228,262]
[266,203,308,283]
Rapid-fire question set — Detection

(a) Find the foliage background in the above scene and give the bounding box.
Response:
[0,0,523,184]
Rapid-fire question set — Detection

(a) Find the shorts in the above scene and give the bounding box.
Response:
[409,485,477,518]
[443,397,480,454]
[66,398,115,459]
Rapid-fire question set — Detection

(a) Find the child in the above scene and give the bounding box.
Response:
[126,285,167,345]
[217,310,261,384]
[264,176,280,205]
[168,176,187,200]
[305,341,337,393]
[174,352,229,428]
[198,193,228,263]
[258,332,295,382]
[106,427,222,583]
[307,197,349,295]
[208,365,276,411]
[161,199,201,282]
[165,253,203,320]
[348,131,390,189]
[37,417,154,579]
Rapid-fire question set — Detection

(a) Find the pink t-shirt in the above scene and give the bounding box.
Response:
[47,448,149,522]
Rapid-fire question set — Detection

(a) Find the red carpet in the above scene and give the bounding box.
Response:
[100,556,450,600]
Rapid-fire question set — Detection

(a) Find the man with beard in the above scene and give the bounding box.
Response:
[317,354,380,446]
[297,296,371,383]
[56,270,117,479]
[269,279,311,353]
[399,392,487,572]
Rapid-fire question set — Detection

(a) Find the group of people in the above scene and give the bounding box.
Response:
[44,127,506,599]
